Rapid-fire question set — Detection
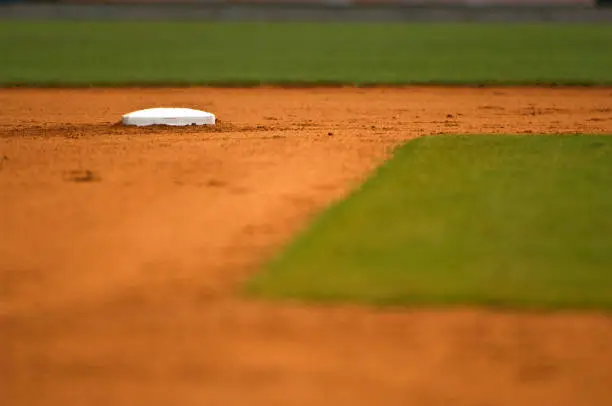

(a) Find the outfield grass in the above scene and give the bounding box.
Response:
[1,22,611,85]
[246,135,612,309]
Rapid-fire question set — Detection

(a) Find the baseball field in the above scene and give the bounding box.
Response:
[2,22,612,406]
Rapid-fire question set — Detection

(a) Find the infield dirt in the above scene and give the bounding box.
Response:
[1,87,612,406]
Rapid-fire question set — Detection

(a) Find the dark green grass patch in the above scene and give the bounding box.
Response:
[1,22,611,85]
[246,135,612,310]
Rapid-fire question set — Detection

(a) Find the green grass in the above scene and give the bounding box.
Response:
[246,135,612,310]
[1,22,611,85]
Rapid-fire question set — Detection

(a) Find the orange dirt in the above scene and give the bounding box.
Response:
[1,87,612,406]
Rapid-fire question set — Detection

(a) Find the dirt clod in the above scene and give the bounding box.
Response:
[64,169,100,182]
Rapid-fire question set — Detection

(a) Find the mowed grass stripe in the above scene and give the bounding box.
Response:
[247,135,612,309]
[1,22,611,85]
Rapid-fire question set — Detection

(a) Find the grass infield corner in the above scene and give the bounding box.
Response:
[246,135,612,310]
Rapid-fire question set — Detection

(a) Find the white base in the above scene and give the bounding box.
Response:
[122,108,215,127]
